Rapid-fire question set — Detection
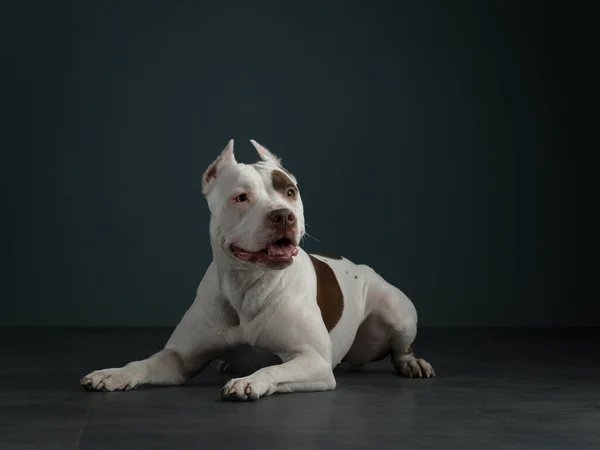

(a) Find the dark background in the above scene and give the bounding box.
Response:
[0,1,595,327]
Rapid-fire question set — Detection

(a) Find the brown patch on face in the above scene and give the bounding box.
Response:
[271,170,298,200]
[310,252,343,260]
[309,255,344,332]
[275,165,296,183]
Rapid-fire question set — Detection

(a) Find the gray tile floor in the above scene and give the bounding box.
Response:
[1,328,599,449]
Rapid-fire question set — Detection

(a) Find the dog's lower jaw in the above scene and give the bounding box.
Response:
[211,240,298,272]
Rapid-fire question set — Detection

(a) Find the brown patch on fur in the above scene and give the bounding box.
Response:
[309,255,344,332]
[405,346,414,355]
[271,170,297,198]
[311,252,343,260]
[280,167,296,181]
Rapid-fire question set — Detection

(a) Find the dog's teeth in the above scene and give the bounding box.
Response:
[267,248,272,256]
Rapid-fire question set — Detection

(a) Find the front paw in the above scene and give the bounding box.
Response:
[80,368,136,392]
[221,376,272,401]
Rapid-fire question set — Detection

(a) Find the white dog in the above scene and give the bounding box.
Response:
[81,139,435,401]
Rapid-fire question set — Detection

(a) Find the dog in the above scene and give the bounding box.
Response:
[80,139,435,400]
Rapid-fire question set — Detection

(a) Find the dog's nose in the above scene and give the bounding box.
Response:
[268,208,296,226]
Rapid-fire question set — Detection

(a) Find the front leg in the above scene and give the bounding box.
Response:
[81,262,238,391]
[220,263,337,402]
[221,350,336,401]
[80,348,210,392]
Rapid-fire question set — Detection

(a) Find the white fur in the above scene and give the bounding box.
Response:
[81,139,434,400]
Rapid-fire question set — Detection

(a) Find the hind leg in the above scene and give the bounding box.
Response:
[366,276,435,378]
[390,328,435,379]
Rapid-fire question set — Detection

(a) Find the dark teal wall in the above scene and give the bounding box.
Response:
[1,1,594,326]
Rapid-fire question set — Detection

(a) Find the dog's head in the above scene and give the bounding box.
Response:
[202,139,305,270]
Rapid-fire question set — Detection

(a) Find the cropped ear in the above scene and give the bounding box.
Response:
[202,139,236,194]
[250,139,282,165]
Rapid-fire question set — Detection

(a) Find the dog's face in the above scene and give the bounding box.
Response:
[202,140,305,270]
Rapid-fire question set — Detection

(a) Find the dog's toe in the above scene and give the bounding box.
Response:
[395,358,436,379]
[80,368,135,392]
[221,377,263,401]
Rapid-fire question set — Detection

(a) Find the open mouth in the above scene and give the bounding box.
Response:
[231,238,299,264]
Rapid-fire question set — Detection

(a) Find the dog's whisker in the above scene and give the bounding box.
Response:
[304,231,320,243]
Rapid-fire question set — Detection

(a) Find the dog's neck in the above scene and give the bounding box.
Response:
[222,266,290,319]
[211,239,294,318]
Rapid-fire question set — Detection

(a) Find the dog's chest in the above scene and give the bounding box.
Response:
[218,252,370,365]
[220,273,275,319]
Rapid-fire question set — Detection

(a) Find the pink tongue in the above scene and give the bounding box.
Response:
[268,242,299,257]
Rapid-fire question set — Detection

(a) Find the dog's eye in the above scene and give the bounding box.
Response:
[234,193,248,203]
[287,188,296,198]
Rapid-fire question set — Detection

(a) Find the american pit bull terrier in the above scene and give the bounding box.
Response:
[80,139,435,401]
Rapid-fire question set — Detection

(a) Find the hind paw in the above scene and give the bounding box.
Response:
[395,358,436,378]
